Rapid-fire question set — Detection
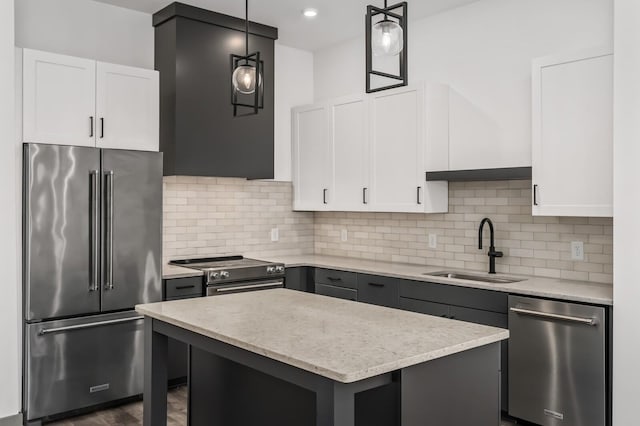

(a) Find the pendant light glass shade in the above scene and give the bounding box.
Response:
[371,19,403,56]
[232,64,258,94]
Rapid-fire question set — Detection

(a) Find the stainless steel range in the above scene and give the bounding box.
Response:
[170,256,285,296]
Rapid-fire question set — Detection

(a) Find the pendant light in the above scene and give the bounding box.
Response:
[366,1,408,93]
[231,0,263,115]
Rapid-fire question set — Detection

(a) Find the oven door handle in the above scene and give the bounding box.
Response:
[209,280,284,294]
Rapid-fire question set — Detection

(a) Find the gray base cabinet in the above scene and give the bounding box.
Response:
[284,267,314,292]
[314,269,359,301]
[398,279,509,412]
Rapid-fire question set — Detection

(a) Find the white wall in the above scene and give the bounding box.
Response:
[313,0,612,169]
[15,0,154,69]
[273,43,314,181]
[0,0,19,420]
[612,1,640,424]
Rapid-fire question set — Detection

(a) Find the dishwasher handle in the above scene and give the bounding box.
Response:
[510,307,597,326]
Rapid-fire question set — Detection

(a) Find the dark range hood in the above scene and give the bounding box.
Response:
[154,2,278,178]
[425,167,532,182]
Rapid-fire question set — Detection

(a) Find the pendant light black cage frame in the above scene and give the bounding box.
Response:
[231,0,264,116]
[230,52,264,116]
[365,1,408,93]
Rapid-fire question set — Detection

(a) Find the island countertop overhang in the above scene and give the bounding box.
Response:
[136,289,508,383]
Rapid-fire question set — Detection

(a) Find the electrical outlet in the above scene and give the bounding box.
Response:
[341,229,348,242]
[428,234,437,249]
[271,227,279,242]
[570,241,584,261]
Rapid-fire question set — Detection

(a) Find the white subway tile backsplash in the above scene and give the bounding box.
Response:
[163,178,612,284]
[162,177,314,263]
[314,180,612,284]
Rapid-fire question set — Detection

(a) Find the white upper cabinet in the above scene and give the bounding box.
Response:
[330,95,369,211]
[292,83,448,213]
[95,62,159,151]
[22,49,96,147]
[532,48,613,217]
[369,86,427,213]
[21,48,159,152]
[292,104,331,211]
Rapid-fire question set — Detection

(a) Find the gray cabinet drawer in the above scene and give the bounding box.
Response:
[399,297,450,317]
[357,274,398,308]
[315,283,357,301]
[449,306,508,328]
[164,276,203,299]
[315,268,357,289]
[399,280,508,313]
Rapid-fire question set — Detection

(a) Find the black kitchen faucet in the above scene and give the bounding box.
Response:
[479,218,503,274]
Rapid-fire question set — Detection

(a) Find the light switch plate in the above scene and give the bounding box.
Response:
[428,234,437,249]
[570,241,584,261]
[341,229,348,242]
[271,227,279,242]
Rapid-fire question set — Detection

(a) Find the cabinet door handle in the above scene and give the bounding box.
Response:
[100,117,105,139]
[368,282,385,288]
[363,187,368,204]
[89,116,94,137]
[175,285,196,290]
[323,188,328,204]
[533,184,539,206]
[417,186,422,205]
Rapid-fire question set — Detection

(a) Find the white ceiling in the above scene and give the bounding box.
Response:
[91,0,479,51]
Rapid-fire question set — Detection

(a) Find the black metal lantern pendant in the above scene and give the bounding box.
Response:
[366,1,408,93]
[231,0,264,116]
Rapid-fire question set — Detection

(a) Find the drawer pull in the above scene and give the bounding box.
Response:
[175,285,196,290]
[368,282,385,288]
[327,277,342,282]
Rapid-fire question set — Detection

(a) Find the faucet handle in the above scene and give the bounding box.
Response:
[489,250,503,258]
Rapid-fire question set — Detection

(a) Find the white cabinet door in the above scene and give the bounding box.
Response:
[330,95,369,211]
[292,104,331,211]
[369,86,426,213]
[96,63,159,152]
[532,48,613,217]
[22,49,96,147]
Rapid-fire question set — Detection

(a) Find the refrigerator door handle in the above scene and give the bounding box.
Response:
[105,170,114,290]
[38,316,144,335]
[90,170,100,292]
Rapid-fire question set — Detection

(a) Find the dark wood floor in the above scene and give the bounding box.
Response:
[47,386,518,425]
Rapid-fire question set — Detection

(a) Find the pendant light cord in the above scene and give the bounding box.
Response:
[245,0,249,58]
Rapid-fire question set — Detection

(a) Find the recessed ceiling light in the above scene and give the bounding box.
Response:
[302,8,318,18]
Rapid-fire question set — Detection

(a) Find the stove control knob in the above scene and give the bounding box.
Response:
[220,271,230,279]
[266,266,276,274]
[210,272,220,280]
[275,265,285,273]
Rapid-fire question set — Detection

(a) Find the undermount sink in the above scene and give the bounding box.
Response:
[422,271,524,284]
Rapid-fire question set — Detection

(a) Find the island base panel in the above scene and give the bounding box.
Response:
[190,347,399,426]
[402,342,501,426]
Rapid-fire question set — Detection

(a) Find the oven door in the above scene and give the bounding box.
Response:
[206,279,285,296]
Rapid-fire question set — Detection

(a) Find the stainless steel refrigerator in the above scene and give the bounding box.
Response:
[22,143,163,423]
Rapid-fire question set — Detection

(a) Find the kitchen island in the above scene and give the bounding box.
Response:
[136,289,509,426]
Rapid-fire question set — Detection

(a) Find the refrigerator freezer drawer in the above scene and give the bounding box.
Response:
[24,311,144,421]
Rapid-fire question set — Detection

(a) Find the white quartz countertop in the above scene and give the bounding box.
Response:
[136,289,508,383]
[250,254,613,306]
[163,264,204,280]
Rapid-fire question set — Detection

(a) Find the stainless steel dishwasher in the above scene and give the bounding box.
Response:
[508,295,606,426]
